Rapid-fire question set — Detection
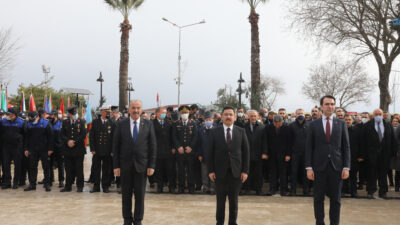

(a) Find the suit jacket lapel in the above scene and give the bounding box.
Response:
[135,120,146,143]
[331,118,339,142]
[219,126,228,149]
[317,118,327,143]
[125,119,135,146]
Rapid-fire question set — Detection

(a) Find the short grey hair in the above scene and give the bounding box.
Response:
[273,115,283,122]
[247,110,258,116]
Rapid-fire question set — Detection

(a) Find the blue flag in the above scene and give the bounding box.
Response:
[85,100,92,124]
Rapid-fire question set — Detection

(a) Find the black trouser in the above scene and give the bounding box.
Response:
[193,156,202,188]
[244,160,263,192]
[366,154,388,195]
[20,155,29,185]
[64,155,84,188]
[215,170,242,225]
[269,154,288,193]
[396,171,400,188]
[28,150,51,187]
[2,147,22,186]
[121,166,146,223]
[314,163,342,225]
[343,160,358,195]
[291,152,309,193]
[92,154,111,188]
[155,157,175,189]
[358,159,366,186]
[0,148,3,184]
[49,150,64,183]
[176,153,194,189]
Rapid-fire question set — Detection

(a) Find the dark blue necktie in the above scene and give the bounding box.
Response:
[133,121,138,142]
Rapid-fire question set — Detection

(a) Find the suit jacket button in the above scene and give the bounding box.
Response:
[328,154,331,158]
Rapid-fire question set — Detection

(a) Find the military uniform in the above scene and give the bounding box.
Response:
[1,108,26,189]
[49,115,65,187]
[89,117,115,192]
[60,106,87,192]
[25,115,54,191]
[172,106,198,193]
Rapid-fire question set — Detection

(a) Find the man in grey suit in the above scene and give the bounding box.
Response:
[113,100,157,225]
[208,106,250,225]
[306,95,350,225]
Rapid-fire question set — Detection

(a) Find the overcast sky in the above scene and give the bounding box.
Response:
[0,0,395,112]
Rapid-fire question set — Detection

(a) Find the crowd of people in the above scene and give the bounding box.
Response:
[0,103,399,200]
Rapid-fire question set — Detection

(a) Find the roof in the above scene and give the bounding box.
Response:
[61,87,93,95]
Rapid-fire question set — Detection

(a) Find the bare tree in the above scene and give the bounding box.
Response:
[0,28,19,84]
[246,75,285,110]
[302,58,376,109]
[213,85,241,111]
[289,0,400,111]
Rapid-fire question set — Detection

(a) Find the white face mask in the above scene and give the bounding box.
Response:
[361,118,368,124]
[5,116,11,121]
[181,113,189,121]
[237,113,244,118]
[73,114,79,120]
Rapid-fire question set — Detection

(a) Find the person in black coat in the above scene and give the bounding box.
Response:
[208,106,250,225]
[89,107,115,193]
[153,107,175,193]
[265,115,292,196]
[113,100,157,225]
[305,95,350,225]
[24,111,54,192]
[60,106,87,192]
[48,110,65,188]
[1,108,26,189]
[362,109,398,199]
[242,110,264,195]
[342,114,363,198]
[288,109,310,196]
[172,105,198,194]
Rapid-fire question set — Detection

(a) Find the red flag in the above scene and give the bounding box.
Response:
[157,93,159,106]
[60,97,65,114]
[68,97,71,107]
[29,93,37,112]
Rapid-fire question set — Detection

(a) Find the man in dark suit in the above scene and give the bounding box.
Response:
[362,109,398,199]
[305,95,350,225]
[208,106,250,225]
[113,100,157,225]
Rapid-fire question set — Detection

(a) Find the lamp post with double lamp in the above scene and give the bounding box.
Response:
[162,17,205,107]
[126,77,134,104]
[97,72,104,107]
[237,72,245,108]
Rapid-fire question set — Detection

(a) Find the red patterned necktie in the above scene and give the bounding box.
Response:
[326,117,331,142]
[226,128,232,149]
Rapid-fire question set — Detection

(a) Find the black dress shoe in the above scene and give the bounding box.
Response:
[367,194,374,199]
[379,193,388,199]
[256,190,263,196]
[45,186,51,192]
[77,187,83,192]
[12,184,18,189]
[303,191,310,196]
[38,180,44,185]
[60,187,72,192]
[357,185,363,190]
[178,188,185,194]
[133,221,142,225]
[150,183,155,188]
[351,193,359,198]
[59,181,64,188]
[169,188,175,194]
[90,186,100,193]
[157,187,163,193]
[24,186,36,191]
[281,192,289,196]
[189,187,195,194]
[123,218,133,225]
[2,185,11,189]
[103,187,110,193]
[395,187,399,192]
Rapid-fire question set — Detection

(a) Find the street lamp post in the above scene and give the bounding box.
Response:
[162,17,205,107]
[42,65,50,96]
[237,72,245,107]
[97,72,104,107]
[126,77,134,104]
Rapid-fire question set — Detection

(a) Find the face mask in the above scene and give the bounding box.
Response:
[73,114,79,120]
[257,119,261,123]
[160,114,166,119]
[32,120,39,125]
[57,114,62,119]
[181,113,189,121]
[297,115,305,121]
[205,121,213,127]
[361,118,368,124]
[237,113,244,118]
[5,116,11,121]
[375,116,382,123]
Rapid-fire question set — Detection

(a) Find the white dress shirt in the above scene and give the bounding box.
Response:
[374,120,385,137]
[223,124,234,141]
[322,115,333,134]
[130,117,141,137]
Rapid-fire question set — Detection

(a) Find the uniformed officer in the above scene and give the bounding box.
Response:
[89,106,115,193]
[49,110,65,188]
[1,108,26,189]
[172,105,198,194]
[110,105,123,187]
[19,111,30,186]
[60,106,87,192]
[0,109,4,185]
[24,111,54,192]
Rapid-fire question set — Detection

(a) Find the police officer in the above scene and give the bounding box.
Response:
[24,111,54,192]
[49,110,65,188]
[0,109,4,185]
[172,105,198,194]
[1,108,26,189]
[60,106,87,192]
[89,106,115,193]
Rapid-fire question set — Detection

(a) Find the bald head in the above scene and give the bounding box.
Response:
[129,100,143,120]
[373,109,383,117]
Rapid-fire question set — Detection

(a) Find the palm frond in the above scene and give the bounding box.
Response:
[104,0,145,18]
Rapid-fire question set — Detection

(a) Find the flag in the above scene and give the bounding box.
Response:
[20,90,26,112]
[85,100,92,125]
[68,97,71,107]
[60,97,65,114]
[29,93,36,112]
[157,93,159,106]
[1,90,7,111]
[44,96,49,113]
[48,94,53,112]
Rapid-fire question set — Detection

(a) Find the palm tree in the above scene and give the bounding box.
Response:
[104,0,144,111]
[242,0,267,110]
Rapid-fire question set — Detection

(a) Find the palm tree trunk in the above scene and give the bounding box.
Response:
[249,8,261,110]
[379,63,392,112]
[119,19,132,112]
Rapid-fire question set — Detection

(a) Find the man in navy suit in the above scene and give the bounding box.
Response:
[113,100,157,225]
[305,95,350,225]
